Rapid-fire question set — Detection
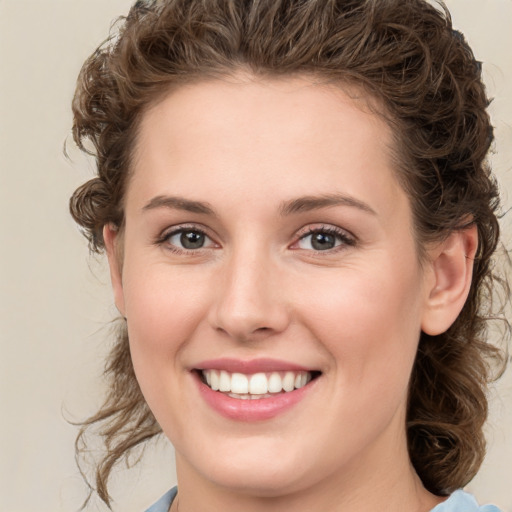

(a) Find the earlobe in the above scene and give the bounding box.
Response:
[421,225,478,336]
[103,224,126,317]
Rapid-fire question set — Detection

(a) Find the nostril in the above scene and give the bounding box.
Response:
[214,324,276,342]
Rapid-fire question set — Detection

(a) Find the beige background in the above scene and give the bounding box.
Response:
[0,1,511,511]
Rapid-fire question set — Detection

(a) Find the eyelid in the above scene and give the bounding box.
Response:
[155,223,220,252]
[290,224,357,250]
[154,222,355,254]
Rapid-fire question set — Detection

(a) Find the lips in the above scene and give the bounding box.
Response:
[193,358,321,420]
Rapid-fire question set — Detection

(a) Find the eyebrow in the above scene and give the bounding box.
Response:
[142,193,376,217]
[142,195,215,215]
[279,193,377,216]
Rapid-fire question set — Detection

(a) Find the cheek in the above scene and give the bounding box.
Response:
[120,259,212,433]
[121,257,212,372]
[299,260,424,390]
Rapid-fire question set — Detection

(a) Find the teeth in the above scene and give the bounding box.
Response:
[268,372,283,393]
[219,370,231,392]
[231,373,249,394]
[210,369,219,391]
[249,373,268,394]
[282,371,295,392]
[228,392,275,400]
[201,369,313,397]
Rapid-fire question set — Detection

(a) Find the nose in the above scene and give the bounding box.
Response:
[208,247,290,342]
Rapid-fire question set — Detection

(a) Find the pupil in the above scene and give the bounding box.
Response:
[180,231,205,249]
[312,232,335,250]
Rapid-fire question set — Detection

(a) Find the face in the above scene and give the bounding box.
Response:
[108,76,435,497]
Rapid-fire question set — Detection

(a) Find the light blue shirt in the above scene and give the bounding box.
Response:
[431,490,502,512]
[145,487,177,512]
[144,487,502,512]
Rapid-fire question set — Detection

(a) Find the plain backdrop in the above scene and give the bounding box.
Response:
[1,1,511,511]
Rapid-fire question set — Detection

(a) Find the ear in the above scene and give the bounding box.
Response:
[421,225,478,336]
[103,224,126,317]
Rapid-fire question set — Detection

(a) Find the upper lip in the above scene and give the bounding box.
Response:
[194,358,317,374]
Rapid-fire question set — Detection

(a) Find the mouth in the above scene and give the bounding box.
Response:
[197,369,321,400]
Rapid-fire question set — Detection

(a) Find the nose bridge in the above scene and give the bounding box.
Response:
[210,239,289,340]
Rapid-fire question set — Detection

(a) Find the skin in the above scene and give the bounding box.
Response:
[104,75,477,512]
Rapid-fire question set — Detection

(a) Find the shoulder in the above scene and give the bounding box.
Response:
[142,488,502,512]
[430,490,502,512]
[144,487,178,512]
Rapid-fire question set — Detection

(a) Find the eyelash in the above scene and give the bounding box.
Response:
[294,225,356,253]
[155,224,356,255]
[155,225,215,255]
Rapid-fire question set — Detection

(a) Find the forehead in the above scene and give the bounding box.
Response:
[129,75,405,220]
[137,75,391,155]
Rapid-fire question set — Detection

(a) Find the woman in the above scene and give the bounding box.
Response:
[69,0,509,511]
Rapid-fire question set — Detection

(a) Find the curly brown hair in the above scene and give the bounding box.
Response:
[69,0,509,506]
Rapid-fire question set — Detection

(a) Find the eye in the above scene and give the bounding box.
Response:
[295,226,355,252]
[160,227,217,252]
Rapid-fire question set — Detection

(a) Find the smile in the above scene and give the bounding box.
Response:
[194,359,321,420]
[200,369,314,399]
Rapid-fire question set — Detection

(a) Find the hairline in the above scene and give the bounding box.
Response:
[115,68,432,266]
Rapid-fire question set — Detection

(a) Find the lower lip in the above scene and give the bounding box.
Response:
[194,372,318,421]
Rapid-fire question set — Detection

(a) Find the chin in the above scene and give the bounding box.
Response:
[207,465,310,498]
[180,438,316,498]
